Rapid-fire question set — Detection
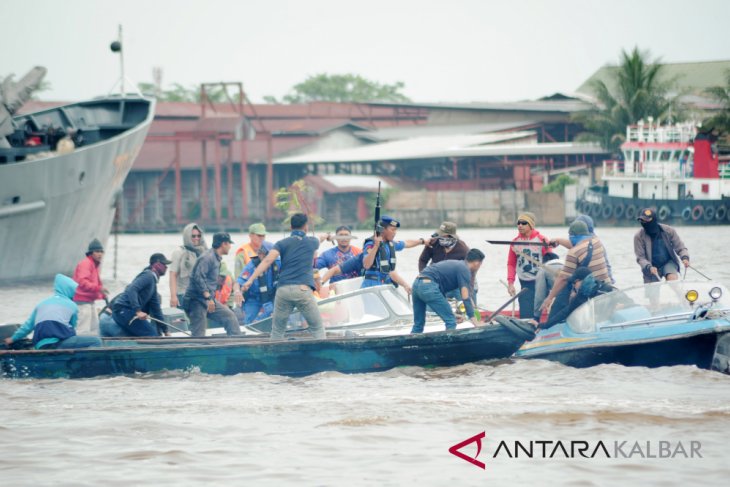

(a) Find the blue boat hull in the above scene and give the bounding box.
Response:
[523,331,721,370]
[0,324,528,379]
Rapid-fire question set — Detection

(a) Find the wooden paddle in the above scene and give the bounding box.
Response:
[485,288,527,324]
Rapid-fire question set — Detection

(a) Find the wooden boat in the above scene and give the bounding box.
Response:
[514,281,730,373]
[0,320,531,379]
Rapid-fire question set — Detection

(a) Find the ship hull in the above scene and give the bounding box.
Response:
[0,97,154,282]
[576,187,730,226]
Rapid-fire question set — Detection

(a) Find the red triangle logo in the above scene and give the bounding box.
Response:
[448,431,486,469]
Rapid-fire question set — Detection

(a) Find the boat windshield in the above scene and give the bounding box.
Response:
[283,284,413,331]
[566,281,730,334]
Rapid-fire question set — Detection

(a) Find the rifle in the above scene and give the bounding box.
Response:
[373,182,382,236]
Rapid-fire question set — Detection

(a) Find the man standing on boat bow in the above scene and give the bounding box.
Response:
[507,212,551,318]
[240,213,325,341]
[634,208,690,282]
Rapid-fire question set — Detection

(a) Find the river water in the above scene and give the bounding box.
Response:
[2,226,729,486]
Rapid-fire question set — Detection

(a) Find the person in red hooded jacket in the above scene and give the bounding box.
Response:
[72,238,108,335]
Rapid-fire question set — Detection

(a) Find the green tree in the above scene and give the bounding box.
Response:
[702,69,730,141]
[541,174,576,193]
[275,180,324,228]
[278,73,411,104]
[573,47,681,152]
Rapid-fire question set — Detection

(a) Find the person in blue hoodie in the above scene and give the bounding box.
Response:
[4,274,102,349]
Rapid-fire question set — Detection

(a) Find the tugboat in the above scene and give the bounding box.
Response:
[576,119,729,225]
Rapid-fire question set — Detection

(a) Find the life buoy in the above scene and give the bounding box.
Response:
[691,205,703,221]
[704,205,715,221]
[657,205,671,221]
[613,202,625,218]
[715,205,727,221]
[590,203,601,217]
[681,207,692,221]
[625,205,637,220]
[601,204,613,219]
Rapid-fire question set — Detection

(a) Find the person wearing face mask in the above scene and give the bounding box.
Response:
[541,267,615,329]
[111,253,172,337]
[634,208,689,282]
[540,220,611,321]
[418,221,469,272]
[169,223,207,309]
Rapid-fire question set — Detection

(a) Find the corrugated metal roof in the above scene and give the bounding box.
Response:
[354,121,540,142]
[439,142,606,158]
[303,174,395,193]
[576,60,730,97]
[274,132,536,164]
[367,99,593,113]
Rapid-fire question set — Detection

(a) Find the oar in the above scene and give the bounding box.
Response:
[499,279,516,317]
[485,289,527,324]
[688,264,712,281]
[98,297,112,318]
[129,315,192,336]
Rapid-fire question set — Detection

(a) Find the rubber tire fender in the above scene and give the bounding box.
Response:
[657,205,671,221]
[703,205,715,221]
[613,202,625,218]
[494,315,536,341]
[691,205,703,221]
[625,205,637,220]
[715,205,727,221]
[681,207,692,221]
[601,204,613,219]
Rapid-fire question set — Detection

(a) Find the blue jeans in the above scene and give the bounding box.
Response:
[410,279,456,333]
[42,335,103,349]
[243,299,274,324]
[58,335,103,348]
[112,308,159,337]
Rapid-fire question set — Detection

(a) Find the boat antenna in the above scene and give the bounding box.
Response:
[110,25,125,97]
[108,25,143,97]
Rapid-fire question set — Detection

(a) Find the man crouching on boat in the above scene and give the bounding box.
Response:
[410,249,485,333]
[4,274,102,349]
[111,253,171,337]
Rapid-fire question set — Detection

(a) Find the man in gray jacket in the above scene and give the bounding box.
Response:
[634,208,690,282]
[184,232,241,337]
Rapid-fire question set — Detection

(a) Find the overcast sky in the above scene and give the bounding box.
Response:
[2,0,728,104]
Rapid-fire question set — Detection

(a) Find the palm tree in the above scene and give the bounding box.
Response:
[702,69,730,144]
[573,47,680,153]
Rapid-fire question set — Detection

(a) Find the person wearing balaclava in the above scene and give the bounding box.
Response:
[169,223,207,309]
[540,220,611,325]
[111,253,172,337]
[418,221,469,271]
[634,208,690,283]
